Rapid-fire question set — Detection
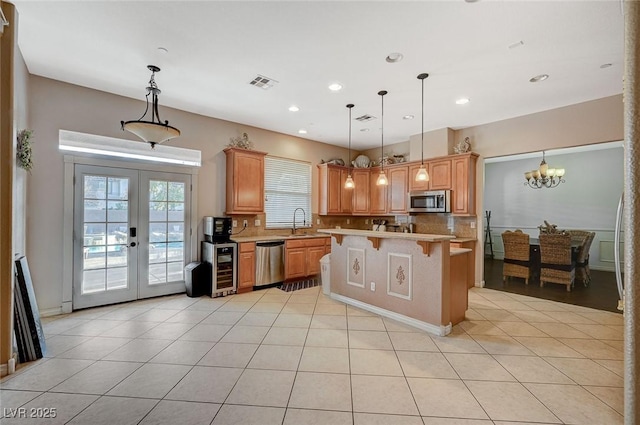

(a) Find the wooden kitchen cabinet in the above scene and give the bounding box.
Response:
[428,158,452,190]
[351,169,370,215]
[387,165,408,214]
[285,238,328,280]
[318,164,352,215]
[224,147,267,215]
[408,163,430,191]
[325,237,331,254]
[369,167,388,215]
[451,153,478,216]
[238,242,256,293]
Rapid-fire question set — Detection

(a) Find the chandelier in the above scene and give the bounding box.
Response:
[121,65,180,149]
[524,151,565,189]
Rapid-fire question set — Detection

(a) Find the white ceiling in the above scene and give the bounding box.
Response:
[12,0,624,150]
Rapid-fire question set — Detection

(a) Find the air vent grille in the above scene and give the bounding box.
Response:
[249,74,278,90]
[355,114,376,122]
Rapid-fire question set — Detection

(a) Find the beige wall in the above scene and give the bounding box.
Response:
[27,76,350,311]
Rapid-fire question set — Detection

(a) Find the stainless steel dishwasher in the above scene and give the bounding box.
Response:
[255,240,285,287]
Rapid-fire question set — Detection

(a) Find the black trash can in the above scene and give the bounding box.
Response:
[184,262,211,297]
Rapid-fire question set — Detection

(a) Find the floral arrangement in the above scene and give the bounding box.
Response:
[228,132,253,150]
[16,129,34,172]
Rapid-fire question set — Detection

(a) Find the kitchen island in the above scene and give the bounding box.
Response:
[317,228,468,336]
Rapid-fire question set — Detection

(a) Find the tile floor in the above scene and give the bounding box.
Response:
[0,286,624,424]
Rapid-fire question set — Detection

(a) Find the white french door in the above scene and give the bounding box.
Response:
[73,165,191,309]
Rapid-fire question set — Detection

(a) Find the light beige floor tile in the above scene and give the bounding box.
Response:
[577,311,624,325]
[1,358,93,391]
[459,320,507,336]
[102,338,172,362]
[235,312,278,327]
[178,323,233,342]
[299,346,350,373]
[530,322,591,338]
[217,301,255,312]
[273,313,312,328]
[285,408,353,425]
[584,385,624,414]
[310,315,348,329]
[249,302,285,313]
[164,309,213,323]
[211,404,285,425]
[314,303,347,315]
[259,294,291,303]
[43,318,90,335]
[165,366,242,403]
[465,381,559,423]
[594,359,624,377]
[197,342,259,368]
[305,328,348,348]
[155,297,198,309]
[50,360,141,394]
[247,344,303,371]
[226,369,296,407]
[107,363,191,398]
[514,337,583,358]
[387,331,438,351]
[287,295,318,304]
[522,300,569,312]
[568,323,623,340]
[55,336,131,360]
[491,300,534,311]
[474,309,522,322]
[348,330,393,350]
[219,325,269,343]
[1,392,98,425]
[66,395,157,425]
[382,318,420,332]
[352,375,419,415]
[200,311,244,325]
[149,340,215,365]
[510,310,558,323]
[445,353,516,381]
[422,419,493,425]
[348,316,386,331]
[543,357,624,386]
[281,302,316,314]
[558,338,623,360]
[475,291,514,301]
[355,413,424,425]
[316,294,343,305]
[139,400,220,425]
[470,335,534,355]
[493,355,574,384]
[60,319,126,336]
[134,308,180,322]
[350,349,403,376]
[396,351,457,378]
[0,389,43,410]
[525,382,623,424]
[288,371,352,411]
[431,334,486,354]
[100,321,159,338]
[493,322,546,337]
[602,339,624,351]
[99,309,148,321]
[543,310,598,324]
[43,335,92,357]
[138,322,195,339]
[263,327,308,346]
[463,309,485,321]
[347,306,376,317]
[467,299,501,311]
[185,298,227,311]
[407,377,488,419]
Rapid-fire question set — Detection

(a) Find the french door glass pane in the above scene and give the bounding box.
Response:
[148,180,185,285]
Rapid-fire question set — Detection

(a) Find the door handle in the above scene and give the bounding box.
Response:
[130,242,137,247]
[130,227,137,238]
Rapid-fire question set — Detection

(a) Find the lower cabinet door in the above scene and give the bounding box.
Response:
[285,248,307,280]
[307,246,326,276]
[238,251,255,292]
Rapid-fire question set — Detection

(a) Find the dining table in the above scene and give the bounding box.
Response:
[528,237,582,279]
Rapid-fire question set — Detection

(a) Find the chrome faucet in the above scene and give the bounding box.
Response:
[292,208,306,235]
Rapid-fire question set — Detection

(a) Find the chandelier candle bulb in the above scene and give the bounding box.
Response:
[524,151,566,189]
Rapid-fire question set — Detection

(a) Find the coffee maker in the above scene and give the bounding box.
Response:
[204,216,232,243]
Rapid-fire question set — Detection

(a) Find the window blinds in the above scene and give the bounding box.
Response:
[264,156,312,229]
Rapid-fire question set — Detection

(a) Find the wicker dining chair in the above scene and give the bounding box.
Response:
[501,230,531,285]
[539,233,575,292]
[575,232,596,285]
[567,229,590,246]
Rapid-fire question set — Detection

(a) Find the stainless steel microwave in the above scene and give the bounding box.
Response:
[407,190,451,213]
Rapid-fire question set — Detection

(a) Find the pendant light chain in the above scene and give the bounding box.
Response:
[415,73,430,183]
[377,90,389,186]
[345,104,355,189]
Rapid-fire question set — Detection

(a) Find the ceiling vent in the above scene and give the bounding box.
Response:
[355,114,376,122]
[249,74,278,90]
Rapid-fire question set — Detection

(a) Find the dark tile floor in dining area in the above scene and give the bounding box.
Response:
[483,257,622,313]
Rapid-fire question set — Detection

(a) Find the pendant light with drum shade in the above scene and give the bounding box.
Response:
[345,104,356,189]
[415,73,430,182]
[376,90,389,186]
[121,65,180,149]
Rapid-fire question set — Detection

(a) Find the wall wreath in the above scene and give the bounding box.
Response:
[16,129,34,172]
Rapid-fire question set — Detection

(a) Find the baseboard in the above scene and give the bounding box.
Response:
[330,293,452,337]
[40,307,63,317]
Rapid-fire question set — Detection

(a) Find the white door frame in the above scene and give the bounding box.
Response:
[62,154,199,313]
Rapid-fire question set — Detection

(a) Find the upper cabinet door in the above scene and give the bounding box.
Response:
[428,159,452,190]
[340,169,353,214]
[225,148,267,215]
[351,169,370,215]
[388,165,408,214]
[451,153,478,216]
[369,167,388,215]
[408,163,430,192]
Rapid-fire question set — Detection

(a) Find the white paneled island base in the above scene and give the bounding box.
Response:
[318,229,468,336]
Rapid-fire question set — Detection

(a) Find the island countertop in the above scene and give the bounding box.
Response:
[317,228,456,242]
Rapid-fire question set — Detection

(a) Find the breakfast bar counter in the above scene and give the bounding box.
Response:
[317,229,465,336]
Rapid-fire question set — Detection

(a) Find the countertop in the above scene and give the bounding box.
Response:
[451,237,477,243]
[318,228,456,242]
[231,233,330,243]
[450,247,473,256]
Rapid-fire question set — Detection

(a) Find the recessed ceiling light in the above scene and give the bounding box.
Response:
[157,47,169,54]
[508,41,524,49]
[328,83,343,92]
[600,63,613,69]
[529,74,549,83]
[360,128,370,132]
[456,98,470,105]
[298,129,307,134]
[386,53,404,63]
[402,115,414,120]
[288,105,300,112]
